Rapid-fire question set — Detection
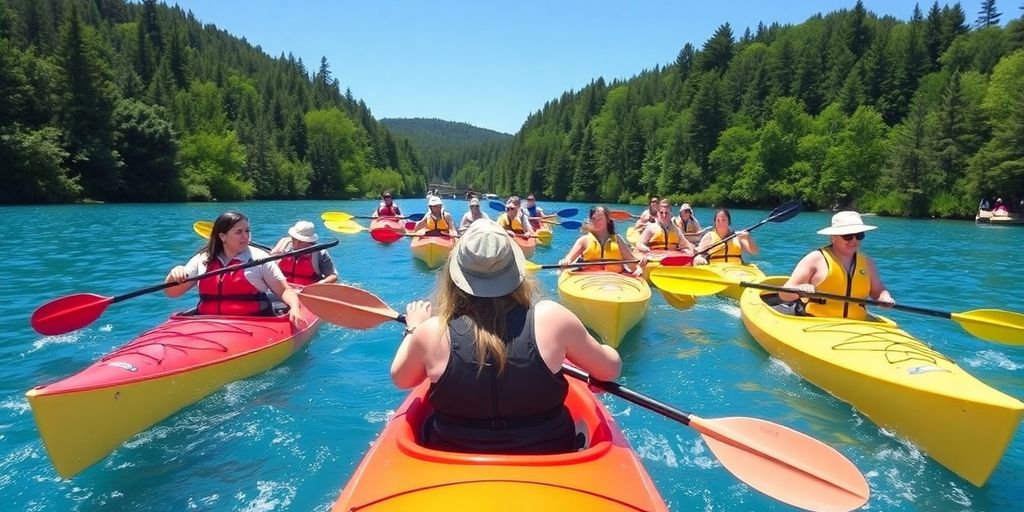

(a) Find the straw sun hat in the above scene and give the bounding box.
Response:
[816,211,877,236]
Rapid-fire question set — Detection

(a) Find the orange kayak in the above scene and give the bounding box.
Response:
[332,378,667,511]
[512,235,536,259]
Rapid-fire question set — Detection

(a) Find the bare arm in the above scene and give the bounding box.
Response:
[780,252,820,301]
[866,256,894,304]
[738,231,759,256]
[559,236,589,266]
[391,302,433,388]
[635,225,653,253]
[537,300,620,381]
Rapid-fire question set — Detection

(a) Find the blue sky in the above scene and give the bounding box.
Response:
[170,0,958,134]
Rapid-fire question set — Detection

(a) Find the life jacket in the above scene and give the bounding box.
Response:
[426,306,573,454]
[678,217,700,235]
[277,251,320,286]
[197,255,272,316]
[647,222,680,250]
[498,212,526,233]
[377,203,401,216]
[705,230,744,263]
[581,233,623,273]
[525,205,541,229]
[805,247,871,320]
[426,211,450,234]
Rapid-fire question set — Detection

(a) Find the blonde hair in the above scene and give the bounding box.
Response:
[435,261,537,375]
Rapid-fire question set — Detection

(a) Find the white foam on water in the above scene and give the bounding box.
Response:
[28,331,81,354]
[99,324,113,332]
[714,302,741,319]
[963,350,1023,371]
[628,428,679,468]
[677,435,716,470]
[764,356,796,378]
[944,482,972,508]
[237,480,297,512]
[363,409,394,424]
[187,493,220,509]
[1,396,30,415]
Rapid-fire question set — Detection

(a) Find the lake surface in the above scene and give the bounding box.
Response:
[1,199,1021,511]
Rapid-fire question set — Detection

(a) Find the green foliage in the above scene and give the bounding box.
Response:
[179,131,252,201]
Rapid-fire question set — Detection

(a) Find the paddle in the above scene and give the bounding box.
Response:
[487,201,579,219]
[370,228,458,244]
[324,220,368,234]
[321,211,424,222]
[609,209,643,221]
[30,240,340,336]
[192,221,273,251]
[696,200,802,260]
[650,267,1024,345]
[524,256,691,272]
[295,283,871,512]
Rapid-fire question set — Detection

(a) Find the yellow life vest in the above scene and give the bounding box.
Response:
[805,247,871,320]
[705,230,744,263]
[647,222,680,250]
[580,233,623,273]
[426,212,450,232]
[676,217,700,235]
[498,212,525,233]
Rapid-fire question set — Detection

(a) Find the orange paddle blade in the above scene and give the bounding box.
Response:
[608,209,638,221]
[690,416,869,512]
[298,283,402,329]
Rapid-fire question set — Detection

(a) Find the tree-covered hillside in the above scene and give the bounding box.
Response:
[463,1,1024,218]
[381,118,512,189]
[1,0,427,204]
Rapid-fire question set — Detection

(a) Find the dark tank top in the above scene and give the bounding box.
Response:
[425,306,573,454]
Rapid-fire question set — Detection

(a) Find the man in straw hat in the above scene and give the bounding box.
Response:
[413,195,457,237]
[271,220,338,285]
[778,211,894,320]
[391,219,621,454]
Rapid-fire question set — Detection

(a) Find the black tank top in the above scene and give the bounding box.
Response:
[424,306,574,454]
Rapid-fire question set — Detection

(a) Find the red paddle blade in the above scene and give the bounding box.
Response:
[691,416,869,512]
[297,283,401,329]
[370,228,404,244]
[658,255,694,267]
[608,210,635,221]
[31,293,113,336]
[404,221,417,231]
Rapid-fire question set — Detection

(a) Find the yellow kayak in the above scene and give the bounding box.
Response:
[700,261,765,299]
[536,224,553,246]
[557,271,650,348]
[740,277,1024,486]
[410,235,454,269]
[626,226,641,247]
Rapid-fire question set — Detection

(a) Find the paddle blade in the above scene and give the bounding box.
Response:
[192,221,213,239]
[488,201,506,212]
[659,289,696,310]
[768,200,803,223]
[556,208,579,218]
[658,255,694,267]
[952,309,1024,345]
[370,228,404,244]
[323,220,366,234]
[535,229,553,244]
[404,221,417,231]
[649,267,732,297]
[524,260,542,272]
[690,416,869,512]
[406,212,425,222]
[298,284,401,329]
[608,210,636,221]
[321,211,353,222]
[560,220,583,230]
[31,293,113,336]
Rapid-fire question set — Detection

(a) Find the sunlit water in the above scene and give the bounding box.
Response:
[1,200,1021,511]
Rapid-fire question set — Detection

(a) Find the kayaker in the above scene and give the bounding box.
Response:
[778,211,895,320]
[391,219,622,454]
[524,193,547,230]
[458,197,490,233]
[673,203,704,245]
[560,206,646,277]
[372,190,402,218]
[413,195,457,237]
[632,195,660,230]
[270,220,338,286]
[694,208,759,265]
[993,198,1009,215]
[635,200,695,254]
[497,197,535,238]
[164,211,306,325]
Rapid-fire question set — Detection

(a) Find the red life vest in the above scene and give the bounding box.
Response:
[377,203,401,216]
[278,252,319,285]
[197,256,272,316]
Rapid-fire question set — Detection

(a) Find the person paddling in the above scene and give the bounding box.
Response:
[778,211,894,319]
[497,197,535,238]
[391,219,621,454]
[524,193,547,230]
[372,190,402,218]
[673,203,704,245]
[560,206,645,276]
[459,197,490,233]
[270,220,338,286]
[636,200,694,254]
[413,195,457,237]
[164,211,305,325]
[694,209,759,265]
[632,195,660,230]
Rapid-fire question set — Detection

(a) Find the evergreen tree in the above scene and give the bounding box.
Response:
[975,0,1002,27]
[697,23,734,72]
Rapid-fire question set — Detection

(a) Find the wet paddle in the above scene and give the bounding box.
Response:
[295,283,871,512]
[370,228,458,244]
[696,200,802,260]
[192,221,273,251]
[487,201,579,219]
[323,220,369,234]
[650,267,1024,345]
[321,211,424,222]
[524,256,690,272]
[609,209,643,221]
[30,240,340,336]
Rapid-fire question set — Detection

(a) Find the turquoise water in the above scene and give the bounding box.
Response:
[1,200,1021,511]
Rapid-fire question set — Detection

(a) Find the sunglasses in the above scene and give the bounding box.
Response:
[506,207,516,211]
[840,232,866,241]
[470,204,479,208]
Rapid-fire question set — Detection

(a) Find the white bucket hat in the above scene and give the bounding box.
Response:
[428,195,443,206]
[680,203,693,212]
[449,219,526,298]
[288,220,318,243]
[817,211,877,236]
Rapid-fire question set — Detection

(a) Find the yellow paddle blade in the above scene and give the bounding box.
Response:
[524,260,541,272]
[535,229,553,244]
[193,221,213,239]
[649,266,734,297]
[952,309,1024,345]
[659,289,696,309]
[323,219,366,234]
[320,211,352,222]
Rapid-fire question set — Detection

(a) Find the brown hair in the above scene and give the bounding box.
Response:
[435,263,537,375]
[584,205,616,236]
[202,211,248,265]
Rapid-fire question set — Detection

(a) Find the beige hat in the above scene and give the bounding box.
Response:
[816,211,877,236]
[680,203,693,212]
[448,219,526,298]
[288,220,318,243]
[469,197,480,206]
[428,195,443,206]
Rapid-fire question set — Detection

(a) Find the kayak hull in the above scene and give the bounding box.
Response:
[26,306,320,478]
[332,378,667,511]
[536,224,553,246]
[410,235,454,269]
[369,217,407,242]
[557,271,651,348]
[513,235,536,259]
[740,277,1023,486]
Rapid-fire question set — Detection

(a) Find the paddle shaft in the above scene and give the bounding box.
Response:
[535,259,640,270]
[135,240,340,304]
[741,280,951,319]
[698,201,799,257]
[561,365,692,425]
